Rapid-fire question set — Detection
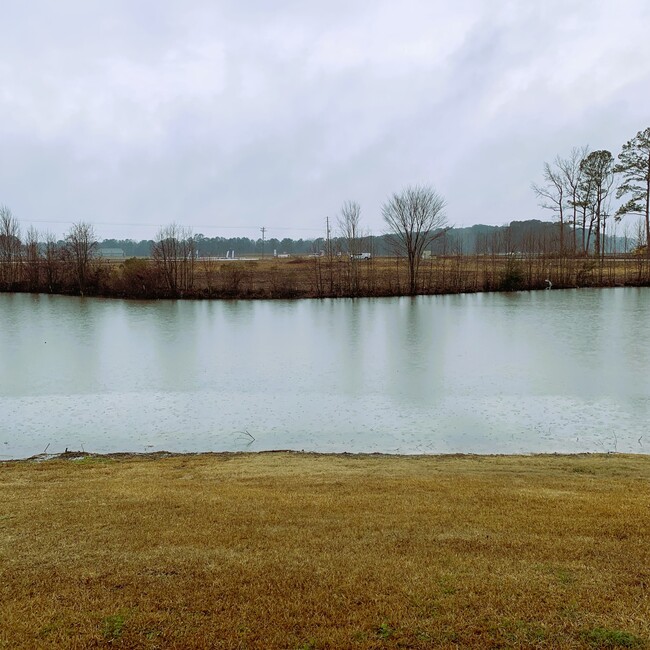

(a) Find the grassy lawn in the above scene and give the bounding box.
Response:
[1,452,648,649]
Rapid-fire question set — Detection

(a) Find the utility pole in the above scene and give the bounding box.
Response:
[325,217,331,258]
[326,216,333,293]
[260,226,266,258]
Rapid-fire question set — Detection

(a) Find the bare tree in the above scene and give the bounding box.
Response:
[65,222,98,295]
[24,226,41,291]
[532,161,566,253]
[43,232,63,292]
[337,200,362,294]
[152,223,196,296]
[557,146,589,253]
[0,205,22,289]
[338,200,362,254]
[575,165,597,253]
[309,240,325,297]
[634,217,647,253]
[382,185,448,295]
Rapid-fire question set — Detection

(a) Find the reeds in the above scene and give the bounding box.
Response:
[3,253,649,300]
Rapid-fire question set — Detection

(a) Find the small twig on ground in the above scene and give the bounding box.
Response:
[43,443,50,454]
[237,430,256,442]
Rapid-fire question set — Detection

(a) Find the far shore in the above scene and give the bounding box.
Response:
[2,254,649,301]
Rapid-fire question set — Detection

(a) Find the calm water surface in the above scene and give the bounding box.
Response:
[1,289,649,458]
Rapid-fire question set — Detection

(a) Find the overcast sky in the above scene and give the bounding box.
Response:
[1,0,649,241]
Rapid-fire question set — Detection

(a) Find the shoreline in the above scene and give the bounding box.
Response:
[2,254,649,301]
[2,281,649,310]
[3,276,649,302]
[4,448,648,464]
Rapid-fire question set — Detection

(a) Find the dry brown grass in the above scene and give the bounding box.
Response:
[1,453,649,649]
[13,253,650,298]
[190,255,650,298]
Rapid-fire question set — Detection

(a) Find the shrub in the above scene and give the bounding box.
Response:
[499,255,525,291]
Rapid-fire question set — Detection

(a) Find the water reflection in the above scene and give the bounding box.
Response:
[1,289,649,458]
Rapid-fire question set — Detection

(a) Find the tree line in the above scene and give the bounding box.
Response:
[532,127,650,257]
[1,125,648,298]
[0,186,447,296]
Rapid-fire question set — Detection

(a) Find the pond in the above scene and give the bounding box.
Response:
[1,289,648,458]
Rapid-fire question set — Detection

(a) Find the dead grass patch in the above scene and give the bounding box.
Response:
[1,453,648,648]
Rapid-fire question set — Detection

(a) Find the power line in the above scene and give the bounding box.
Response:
[19,218,325,233]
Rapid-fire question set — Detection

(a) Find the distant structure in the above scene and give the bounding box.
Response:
[97,248,125,259]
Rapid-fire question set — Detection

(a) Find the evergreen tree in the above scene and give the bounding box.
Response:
[579,150,614,256]
[614,127,650,254]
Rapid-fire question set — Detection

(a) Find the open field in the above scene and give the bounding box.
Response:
[105,254,650,299]
[5,252,650,299]
[1,452,648,648]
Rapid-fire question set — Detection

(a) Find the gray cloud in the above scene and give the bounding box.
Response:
[1,0,649,240]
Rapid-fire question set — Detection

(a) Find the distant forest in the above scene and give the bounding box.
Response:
[97,219,634,258]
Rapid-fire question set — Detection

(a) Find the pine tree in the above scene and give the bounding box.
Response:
[579,150,614,256]
[614,127,650,255]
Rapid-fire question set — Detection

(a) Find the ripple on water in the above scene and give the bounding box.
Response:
[1,291,649,458]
